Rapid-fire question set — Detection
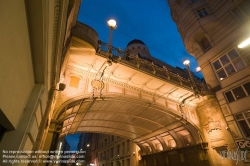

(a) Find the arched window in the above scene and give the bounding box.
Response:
[201,37,211,52]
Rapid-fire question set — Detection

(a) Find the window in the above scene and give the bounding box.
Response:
[127,159,130,166]
[243,82,250,94]
[127,140,130,152]
[197,8,208,18]
[224,82,250,103]
[212,49,245,80]
[122,142,125,154]
[201,37,211,51]
[111,148,114,158]
[232,86,246,100]
[235,111,250,138]
[191,0,196,2]
[232,0,250,23]
[117,145,120,155]
[225,91,235,103]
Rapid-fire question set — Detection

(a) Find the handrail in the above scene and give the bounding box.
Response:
[96,40,210,92]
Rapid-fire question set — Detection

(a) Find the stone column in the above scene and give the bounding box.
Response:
[196,94,239,166]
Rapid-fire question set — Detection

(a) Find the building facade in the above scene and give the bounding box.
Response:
[168,0,250,165]
[0,0,81,165]
[78,133,91,151]
[89,133,139,166]
[78,133,92,165]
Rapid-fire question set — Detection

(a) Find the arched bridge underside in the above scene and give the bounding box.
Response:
[51,27,209,155]
[54,95,202,154]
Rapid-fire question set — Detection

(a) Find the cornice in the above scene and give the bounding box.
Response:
[51,0,70,87]
[50,0,60,87]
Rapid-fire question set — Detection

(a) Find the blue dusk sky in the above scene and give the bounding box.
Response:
[77,0,203,77]
[66,134,80,150]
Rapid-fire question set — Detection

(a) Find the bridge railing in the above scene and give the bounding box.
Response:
[97,40,211,92]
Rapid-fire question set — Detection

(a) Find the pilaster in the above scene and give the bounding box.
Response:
[196,95,239,166]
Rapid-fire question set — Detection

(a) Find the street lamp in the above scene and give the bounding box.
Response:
[183,59,190,66]
[107,19,117,57]
[183,59,201,97]
[238,37,250,48]
[90,20,116,99]
[178,59,204,121]
[196,66,201,72]
[183,59,195,85]
[107,19,117,44]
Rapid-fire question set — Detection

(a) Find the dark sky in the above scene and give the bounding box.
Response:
[77,0,203,77]
[66,134,80,150]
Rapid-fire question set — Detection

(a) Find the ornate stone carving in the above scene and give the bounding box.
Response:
[66,65,162,98]
[204,117,221,133]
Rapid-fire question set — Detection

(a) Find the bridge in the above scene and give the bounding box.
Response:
[42,22,230,165]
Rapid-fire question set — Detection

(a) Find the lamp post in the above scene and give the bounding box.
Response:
[91,20,116,98]
[196,66,201,72]
[116,154,121,166]
[183,59,201,97]
[107,19,117,58]
[85,144,91,166]
[183,59,195,85]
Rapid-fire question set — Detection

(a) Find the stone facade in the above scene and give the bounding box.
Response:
[168,0,250,165]
[0,0,81,165]
[89,134,139,166]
